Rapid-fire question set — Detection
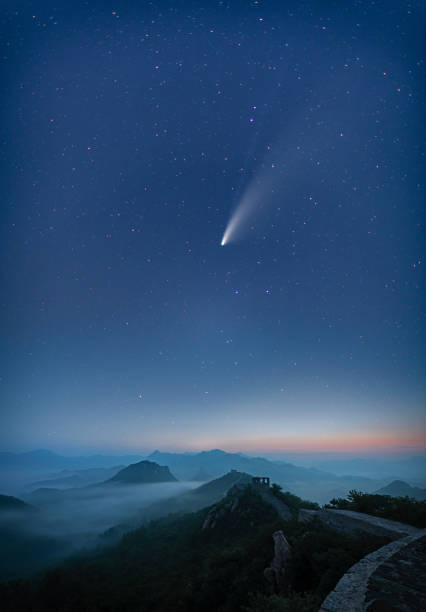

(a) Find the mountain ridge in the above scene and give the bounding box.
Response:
[0,451,145,470]
[375,480,426,501]
[107,460,177,484]
[0,494,36,513]
[145,448,337,483]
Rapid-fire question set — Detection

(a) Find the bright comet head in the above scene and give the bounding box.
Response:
[221,227,231,246]
[221,166,275,246]
[220,217,238,247]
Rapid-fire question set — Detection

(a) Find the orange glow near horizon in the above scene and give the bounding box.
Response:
[185,429,426,455]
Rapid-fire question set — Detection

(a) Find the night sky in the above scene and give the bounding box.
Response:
[1,1,425,455]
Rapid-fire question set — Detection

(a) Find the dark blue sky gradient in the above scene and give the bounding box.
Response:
[1,0,424,453]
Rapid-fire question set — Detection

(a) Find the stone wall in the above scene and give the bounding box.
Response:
[256,487,292,521]
[299,507,426,611]
[298,508,420,540]
[319,531,426,612]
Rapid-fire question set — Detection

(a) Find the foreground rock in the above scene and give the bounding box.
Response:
[264,530,292,591]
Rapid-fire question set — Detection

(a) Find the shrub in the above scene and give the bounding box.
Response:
[327,490,426,528]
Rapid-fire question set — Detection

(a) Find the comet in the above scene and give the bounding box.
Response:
[221,173,274,246]
[221,134,291,246]
[221,191,258,246]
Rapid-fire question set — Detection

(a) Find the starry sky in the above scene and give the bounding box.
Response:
[1,0,425,455]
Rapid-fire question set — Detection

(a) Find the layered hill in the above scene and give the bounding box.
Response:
[0,494,35,514]
[24,461,179,509]
[143,469,252,520]
[106,460,177,484]
[375,480,426,501]
[0,450,144,471]
[29,466,124,490]
[146,448,334,483]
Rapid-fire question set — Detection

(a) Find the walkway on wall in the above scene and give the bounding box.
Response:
[320,530,426,612]
[254,487,292,521]
[299,508,421,540]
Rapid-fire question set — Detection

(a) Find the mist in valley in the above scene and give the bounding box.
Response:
[25,481,199,537]
[0,479,198,581]
[1,448,425,582]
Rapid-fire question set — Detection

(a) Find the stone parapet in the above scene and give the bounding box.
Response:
[298,508,420,540]
[319,531,426,612]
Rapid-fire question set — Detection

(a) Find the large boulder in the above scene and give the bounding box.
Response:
[264,530,292,590]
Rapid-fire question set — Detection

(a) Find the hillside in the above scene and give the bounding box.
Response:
[0,485,390,611]
[191,467,212,481]
[0,495,69,582]
[24,488,63,506]
[0,494,35,513]
[142,470,252,520]
[375,480,426,501]
[107,460,177,484]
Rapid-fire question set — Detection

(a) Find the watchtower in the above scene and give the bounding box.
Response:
[252,476,270,488]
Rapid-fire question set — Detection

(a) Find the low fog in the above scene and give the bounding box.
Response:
[25,481,199,539]
[1,449,425,581]
[0,481,198,580]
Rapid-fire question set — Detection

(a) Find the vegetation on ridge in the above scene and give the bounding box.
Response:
[327,489,426,528]
[270,483,320,516]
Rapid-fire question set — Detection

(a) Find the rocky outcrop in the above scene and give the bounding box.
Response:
[320,531,426,612]
[298,508,421,540]
[264,530,292,590]
[202,496,239,530]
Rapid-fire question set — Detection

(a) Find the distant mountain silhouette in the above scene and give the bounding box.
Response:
[24,488,64,505]
[191,470,252,499]
[375,480,426,501]
[306,455,426,480]
[0,494,35,513]
[146,449,335,483]
[191,468,213,482]
[24,462,177,507]
[143,470,253,520]
[29,466,124,490]
[107,460,177,484]
[0,450,145,471]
